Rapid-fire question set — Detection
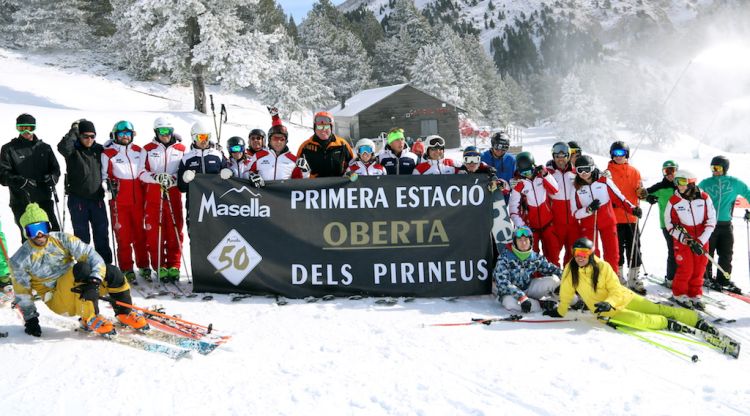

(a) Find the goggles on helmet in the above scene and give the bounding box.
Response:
[314,115,333,125]
[358,145,374,155]
[514,227,533,239]
[427,136,445,148]
[315,124,331,131]
[229,145,244,153]
[156,127,174,136]
[573,247,593,258]
[25,221,50,239]
[492,142,509,151]
[674,177,694,186]
[611,149,627,158]
[463,155,481,165]
[194,133,210,142]
[576,166,593,175]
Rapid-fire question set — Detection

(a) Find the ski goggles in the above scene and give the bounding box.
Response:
[315,124,332,131]
[513,227,533,239]
[611,149,627,157]
[80,133,96,139]
[156,127,174,136]
[492,142,509,151]
[576,166,593,174]
[115,131,133,138]
[24,221,50,239]
[674,177,695,186]
[573,247,593,258]
[569,148,580,155]
[553,151,569,159]
[519,169,534,178]
[463,155,481,165]
[314,115,333,125]
[358,145,374,155]
[427,136,446,149]
[711,165,724,173]
[229,145,244,153]
[662,167,676,176]
[194,133,210,142]
[16,125,35,133]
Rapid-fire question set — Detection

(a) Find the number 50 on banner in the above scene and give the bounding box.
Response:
[207,229,262,286]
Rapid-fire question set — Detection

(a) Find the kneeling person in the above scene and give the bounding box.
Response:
[10,203,147,336]
[493,226,562,313]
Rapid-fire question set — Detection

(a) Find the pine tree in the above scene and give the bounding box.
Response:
[409,44,460,105]
[557,73,612,152]
[0,0,93,49]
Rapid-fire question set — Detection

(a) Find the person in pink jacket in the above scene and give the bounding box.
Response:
[664,170,716,311]
[571,155,642,275]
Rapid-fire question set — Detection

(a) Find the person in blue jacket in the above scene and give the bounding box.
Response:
[481,131,516,183]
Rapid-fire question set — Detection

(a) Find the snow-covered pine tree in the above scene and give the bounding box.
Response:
[557,73,612,153]
[0,0,93,49]
[409,44,460,106]
[505,75,535,125]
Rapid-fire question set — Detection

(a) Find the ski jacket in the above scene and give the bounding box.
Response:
[226,157,253,179]
[9,231,107,292]
[138,139,187,185]
[508,170,558,229]
[493,248,562,301]
[606,160,643,224]
[346,160,387,176]
[412,159,461,175]
[698,175,750,222]
[57,129,105,201]
[177,145,226,192]
[297,134,354,178]
[377,147,418,175]
[665,189,716,245]
[545,162,577,226]
[101,142,144,206]
[646,177,676,228]
[572,177,633,229]
[251,148,308,180]
[0,221,8,277]
[0,135,60,207]
[480,150,515,182]
[557,256,635,317]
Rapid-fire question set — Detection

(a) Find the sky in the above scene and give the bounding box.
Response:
[277,0,346,22]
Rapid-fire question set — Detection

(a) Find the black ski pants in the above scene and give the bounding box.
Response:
[705,222,733,283]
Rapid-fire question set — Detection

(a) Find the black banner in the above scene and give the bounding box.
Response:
[189,174,494,297]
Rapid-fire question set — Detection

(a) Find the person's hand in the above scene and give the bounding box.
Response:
[542,309,563,318]
[631,206,643,218]
[295,157,310,173]
[267,106,279,116]
[520,297,532,313]
[588,199,601,213]
[601,169,611,179]
[249,173,265,188]
[220,168,233,180]
[646,195,658,205]
[636,187,648,199]
[744,209,750,221]
[594,302,613,314]
[688,240,705,255]
[43,174,56,185]
[534,165,546,177]
[182,170,196,184]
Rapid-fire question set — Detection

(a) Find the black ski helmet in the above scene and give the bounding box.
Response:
[574,154,595,169]
[491,132,510,150]
[610,141,630,159]
[572,238,594,257]
[249,128,266,145]
[516,151,535,172]
[552,141,570,156]
[227,136,245,152]
[710,155,729,174]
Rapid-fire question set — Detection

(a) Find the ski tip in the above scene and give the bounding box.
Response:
[691,354,699,363]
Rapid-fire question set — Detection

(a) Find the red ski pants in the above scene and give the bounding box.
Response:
[111,201,149,271]
[143,185,183,269]
[581,223,620,274]
[673,241,708,298]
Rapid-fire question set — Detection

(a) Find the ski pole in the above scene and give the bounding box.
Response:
[612,323,699,363]
[106,179,119,268]
[156,183,166,285]
[427,315,577,327]
[218,103,227,142]
[62,173,68,231]
[210,94,219,140]
[745,209,749,277]
[162,189,193,285]
[49,179,63,232]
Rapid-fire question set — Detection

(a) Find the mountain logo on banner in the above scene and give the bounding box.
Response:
[220,186,260,198]
[207,229,262,286]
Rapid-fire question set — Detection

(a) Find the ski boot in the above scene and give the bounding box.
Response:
[627,269,646,295]
[695,319,719,336]
[158,267,170,282]
[139,268,153,282]
[123,270,136,283]
[81,315,116,335]
[717,279,743,295]
[167,267,180,282]
[116,310,149,330]
[670,295,692,309]
[690,296,706,311]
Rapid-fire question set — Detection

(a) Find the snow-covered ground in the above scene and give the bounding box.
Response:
[1,48,750,415]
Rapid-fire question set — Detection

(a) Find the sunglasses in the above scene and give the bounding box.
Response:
[115,131,133,138]
[229,145,244,153]
[17,125,36,133]
[358,145,374,155]
[25,221,50,238]
[576,166,593,174]
[80,133,96,139]
[463,155,480,165]
[711,165,724,173]
[662,167,676,176]
[514,227,533,238]
[553,151,569,158]
[156,127,173,136]
[573,247,593,258]
[315,124,331,131]
[194,133,210,142]
[249,135,264,141]
[611,149,627,157]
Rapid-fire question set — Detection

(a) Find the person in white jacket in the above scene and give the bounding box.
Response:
[412,135,460,175]
[346,138,387,177]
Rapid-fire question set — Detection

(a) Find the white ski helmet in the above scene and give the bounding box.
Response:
[153,116,174,130]
[355,138,376,155]
[673,169,697,185]
[190,121,213,142]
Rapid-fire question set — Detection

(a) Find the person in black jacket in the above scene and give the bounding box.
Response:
[0,113,61,242]
[57,119,112,264]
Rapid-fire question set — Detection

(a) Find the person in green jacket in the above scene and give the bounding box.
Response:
[645,160,679,286]
[698,155,750,293]
[0,220,13,305]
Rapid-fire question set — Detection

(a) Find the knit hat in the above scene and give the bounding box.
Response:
[19,203,50,237]
[387,129,405,145]
[268,113,288,139]
[16,113,36,126]
[79,120,96,135]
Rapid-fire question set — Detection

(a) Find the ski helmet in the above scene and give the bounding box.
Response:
[515,151,535,175]
[572,237,595,259]
[567,141,581,155]
[609,141,630,159]
[551,141,570,157]
[673,169,697,186]
[574,154,595,169]
[227,136,246,153]
[153,117,174,137]
[462,146,481,165]
[662,160,678,176]
[112,120,135,144]
[512,226,534,248]
[491,132,510,150]
[267,125,288,140]
[355,138,376,156]
[190,121,212,143]
[425,135,446,149]
[710,155,729,174]
[249,128,266,140]
[313,111,334,129]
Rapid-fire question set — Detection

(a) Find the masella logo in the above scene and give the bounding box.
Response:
[197,186,271,222]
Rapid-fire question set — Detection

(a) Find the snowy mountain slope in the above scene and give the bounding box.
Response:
[1,48,750,415]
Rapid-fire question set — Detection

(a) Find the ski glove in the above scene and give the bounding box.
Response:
[220,168,233,180]
[646,195,658,205]
[631,206,642,218]
[249,173,265,188]
[182,170,196,184]
[542,309,562,318]
[266,106,279,117]
[539,299,558,312]
[688,240,705,256]
[24,317,41,337]
[587,199,601,213]
[593,302,613,314]
[71,278,102,302]
[519,297,532,313]
[744,210,750,221]
[153,173,176,189]
[295,157,310,173]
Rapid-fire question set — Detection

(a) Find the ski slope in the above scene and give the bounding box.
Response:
[1,48,750,415]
